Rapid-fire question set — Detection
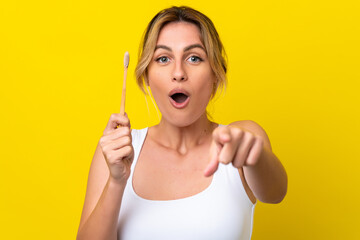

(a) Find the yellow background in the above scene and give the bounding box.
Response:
[1,0,359,239]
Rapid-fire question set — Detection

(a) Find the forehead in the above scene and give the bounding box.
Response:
[156,21,203,47]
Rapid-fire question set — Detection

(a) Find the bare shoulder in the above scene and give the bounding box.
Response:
[229,120,272,150]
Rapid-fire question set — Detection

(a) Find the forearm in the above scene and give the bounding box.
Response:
[77,178,126,240]
[244,147,287,203]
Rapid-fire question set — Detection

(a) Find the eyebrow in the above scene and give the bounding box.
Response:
[184,44,205,52]
[155,44,205,52]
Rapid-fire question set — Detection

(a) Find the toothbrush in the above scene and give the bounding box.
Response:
[120,52,129,115]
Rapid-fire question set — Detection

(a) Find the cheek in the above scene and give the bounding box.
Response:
[148,71,167,99]
[148,65,169,85]
[196,71,215,96]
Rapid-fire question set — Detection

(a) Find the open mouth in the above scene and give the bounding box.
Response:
[170,92,189,103]
[169,90,190,109]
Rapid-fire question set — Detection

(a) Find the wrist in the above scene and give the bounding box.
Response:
[108,176,127,190]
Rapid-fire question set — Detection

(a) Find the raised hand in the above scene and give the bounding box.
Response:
[99,113,134,183]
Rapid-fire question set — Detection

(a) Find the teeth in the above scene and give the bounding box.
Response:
[171,93,188,103]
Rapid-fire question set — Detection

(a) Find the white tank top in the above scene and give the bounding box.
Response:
[117,128,256,240]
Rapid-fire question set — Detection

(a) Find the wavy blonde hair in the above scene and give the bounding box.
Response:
[135,6,227,97]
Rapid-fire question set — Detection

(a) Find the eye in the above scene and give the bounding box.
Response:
[156,56,170,64]
[187,55,203,63]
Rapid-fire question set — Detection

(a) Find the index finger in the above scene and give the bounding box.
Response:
[203,154,219,177]
[204,140,221,177]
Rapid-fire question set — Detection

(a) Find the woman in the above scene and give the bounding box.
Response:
[77,6,287,240]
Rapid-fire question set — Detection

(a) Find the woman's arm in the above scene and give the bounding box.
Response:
[77,114,134,240]
[233,120,287,203]
[77,143,125,240]
[204,120,287,204]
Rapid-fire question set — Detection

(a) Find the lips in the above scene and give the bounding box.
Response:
[169,89,190,109]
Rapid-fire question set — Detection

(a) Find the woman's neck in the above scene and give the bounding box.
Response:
[150,113,218,155]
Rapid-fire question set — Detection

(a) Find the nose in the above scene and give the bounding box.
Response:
[172,61,187,82]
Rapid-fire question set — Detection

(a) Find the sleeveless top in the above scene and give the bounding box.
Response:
[117,128,256,240]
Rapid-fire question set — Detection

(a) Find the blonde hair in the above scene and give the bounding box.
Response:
[135,6,227,97]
